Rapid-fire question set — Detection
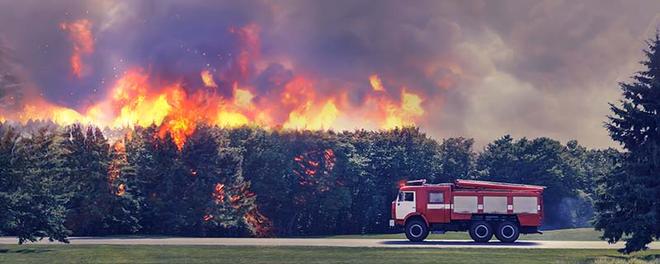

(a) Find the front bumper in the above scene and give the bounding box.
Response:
[389,219,404,227]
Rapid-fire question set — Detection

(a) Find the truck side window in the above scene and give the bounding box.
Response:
[397,192,404,202]
[404,192,414,202]
[429,192,444,204]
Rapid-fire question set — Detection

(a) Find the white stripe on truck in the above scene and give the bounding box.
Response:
[427,204,451,209]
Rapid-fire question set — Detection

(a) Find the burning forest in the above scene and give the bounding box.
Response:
[1,21,426,150]
[0,2,437,240]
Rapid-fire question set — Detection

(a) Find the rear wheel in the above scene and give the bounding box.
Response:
[495,221,520,243]
[405,219,429,242]
[469,221,493,242]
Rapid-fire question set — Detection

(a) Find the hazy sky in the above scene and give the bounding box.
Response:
[1,0,659,149]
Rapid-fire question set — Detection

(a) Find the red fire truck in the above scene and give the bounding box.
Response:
[390,179,545,243]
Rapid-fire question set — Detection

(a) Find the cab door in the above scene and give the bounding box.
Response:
[425,190,449,223]
[395,191,416,220]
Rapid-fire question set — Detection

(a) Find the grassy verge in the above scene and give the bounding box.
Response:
[0,245,658,264]
[327,228,604,241]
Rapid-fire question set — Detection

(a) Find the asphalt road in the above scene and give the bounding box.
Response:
[1,237,658,249]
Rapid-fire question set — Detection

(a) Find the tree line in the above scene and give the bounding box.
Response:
[0,122,617,242]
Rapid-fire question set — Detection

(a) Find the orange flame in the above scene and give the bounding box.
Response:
[229,24,260,79]
[108,140,129,196]
[369,74,385,92]
[201,70,218,88]
[203,214,214,222]
[213,183,225,203]
[382,89,425,129]
[60,19,94,78]
[229,195,242,208]
[233,83,254,108]
[116,183,126,196]
[244,208,273,237]
[293,148,336,189]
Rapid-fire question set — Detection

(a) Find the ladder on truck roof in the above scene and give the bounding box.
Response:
[454,179,545,192]
[405,179,427,185]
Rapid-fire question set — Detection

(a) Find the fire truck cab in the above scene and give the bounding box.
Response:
[390,179,544,243]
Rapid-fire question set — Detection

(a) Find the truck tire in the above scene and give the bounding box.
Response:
[495,221,520,243]
[469,221,493,242]
[405,219,429,242]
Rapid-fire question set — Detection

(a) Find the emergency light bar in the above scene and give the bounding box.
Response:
[405,179,427,186]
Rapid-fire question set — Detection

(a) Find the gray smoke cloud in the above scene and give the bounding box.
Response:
[0,0,658,148]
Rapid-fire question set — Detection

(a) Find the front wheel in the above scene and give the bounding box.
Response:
[494,221,520,243]
[405,219,429,242]
[469,221,493,242]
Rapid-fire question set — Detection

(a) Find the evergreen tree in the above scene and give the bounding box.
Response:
[0,124,20,237]
[9,127,70,243]
[596,34,660,253]
[334,132,372,234]
[124,126,159,233]
[277,130,345,235]
[105,139,141,234]
[226,126,279,236]
[130,126,188,234]
[438,137,476,182]
[61,125,115,235]
[181,125,256,235]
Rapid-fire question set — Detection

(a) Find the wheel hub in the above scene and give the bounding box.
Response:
[501,225,515,238]
[475,225,488,238]
[410,224,423,237]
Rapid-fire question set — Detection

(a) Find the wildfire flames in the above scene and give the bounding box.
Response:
[60,19,94,78]
[293,148,337,204]
[213,183,226,203]
[108,141,128,196]
[244,209,273,237]
[5,72,424,150]
[1,22,426,150]
[369,74,385,92]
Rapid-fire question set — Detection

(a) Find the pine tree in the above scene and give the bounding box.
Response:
[9,126,71,244]
[181,125,256,236]
[154,131,188,234]
[596,34,660,253]
[226,126,282,236]
[129,125,188,234]
[105,139,141,234]
[338,130,377,234]
[61,125,115,235]
[125,125,163,234]
[0,124,19,236]
[438,137,476,182]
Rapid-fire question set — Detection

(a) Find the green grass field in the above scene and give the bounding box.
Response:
[0,245,658,264]
[327,228,604,241]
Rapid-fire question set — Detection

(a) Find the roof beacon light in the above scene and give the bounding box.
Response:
[405,179,426,186]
